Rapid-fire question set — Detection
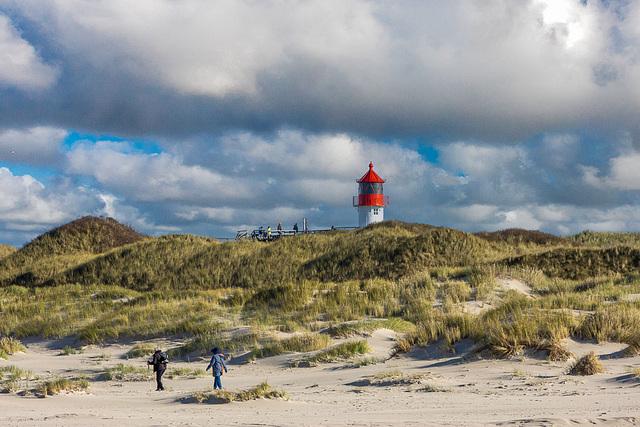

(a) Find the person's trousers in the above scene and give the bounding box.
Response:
[156,369,165,390]
[214,375,222,389]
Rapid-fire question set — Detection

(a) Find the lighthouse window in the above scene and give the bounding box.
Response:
[359,182,383,194]
[373,208,379,215]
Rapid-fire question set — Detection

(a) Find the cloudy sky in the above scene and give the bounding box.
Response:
[1,0,640,247]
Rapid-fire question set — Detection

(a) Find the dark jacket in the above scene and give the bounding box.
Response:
[206,353,228,376]
[149,350,166,372]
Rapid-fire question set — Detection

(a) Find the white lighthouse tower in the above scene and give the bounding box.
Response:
[353,162,389,227]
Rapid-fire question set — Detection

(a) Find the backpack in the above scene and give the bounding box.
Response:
[159,351,168,364]
[212,356,222,371]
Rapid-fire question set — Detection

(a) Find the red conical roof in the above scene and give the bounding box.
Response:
[357,162,385,183]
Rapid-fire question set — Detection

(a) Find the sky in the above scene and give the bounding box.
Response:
[1,0,640,247]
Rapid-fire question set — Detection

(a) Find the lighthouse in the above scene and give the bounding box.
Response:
[354,162,389,227]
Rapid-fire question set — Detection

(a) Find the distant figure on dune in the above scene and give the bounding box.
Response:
[293,223,298,234]
[148,346,167,391]
[206,347,228,389]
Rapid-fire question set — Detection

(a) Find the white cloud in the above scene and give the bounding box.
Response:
[439,143,525,177]
[452,204,498,223]
[0,126,67,165]
[535,204,567,222]
[580,165,605,189]
[581,152,640,191]
[95,192,176,235]
[0,167,84,223]
[0,165,177,245]
[572,205,640,233]
[216,129,442,209]
[224,131,366,179]
[0,13,58,90]
[6,0,384,97]
[66,140,250,203]
[176,207,236,222]
[499,208,543,230]
[605,153,640,190]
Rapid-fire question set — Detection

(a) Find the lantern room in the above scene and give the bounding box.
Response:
[353,162,389,227]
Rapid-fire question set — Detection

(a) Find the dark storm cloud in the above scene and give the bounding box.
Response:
[0,0,638,141]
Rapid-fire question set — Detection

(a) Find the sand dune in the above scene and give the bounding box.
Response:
[2,330,640,426]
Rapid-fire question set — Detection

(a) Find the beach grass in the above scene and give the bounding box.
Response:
[247,333,332,362]
[3,218,640,361]
[291,340,371,367]
[37,377,89,396]
[100,363,147,381]
[0,337,26,355]
[126,343,155,359]
[188,381,287,404]
[569,351,605,375]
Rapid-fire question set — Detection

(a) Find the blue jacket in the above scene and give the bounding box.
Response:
[206,353,227,376]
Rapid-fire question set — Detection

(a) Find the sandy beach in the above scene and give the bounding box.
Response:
[2,329,640,427]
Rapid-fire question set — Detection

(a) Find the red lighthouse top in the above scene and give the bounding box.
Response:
[357,162,386,184]
[354,162,388,207]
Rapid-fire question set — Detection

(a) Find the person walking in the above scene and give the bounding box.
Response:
[293,223,298,234]
[206,347,228,389]
[148,346,167,391]
[277,222,282,237]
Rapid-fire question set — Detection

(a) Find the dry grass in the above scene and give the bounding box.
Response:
[0,337,26,355]
[0,244,16,260]
[0,365,36,393]
[291,340,371,366]
[37,377,89,396]
[536,340,574,361]
[126,343,155,359]
[623,333,640,357]
[187,381,287,404]
[5,217,640,364]
[475,228,575,247]
[247,333,332,361]
[569,351,605,375]
[507,247,640,280]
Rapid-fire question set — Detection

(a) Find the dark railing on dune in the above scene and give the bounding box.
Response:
[235,226,357,241]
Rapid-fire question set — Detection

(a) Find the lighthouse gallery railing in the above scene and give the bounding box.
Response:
[353,195,389,207]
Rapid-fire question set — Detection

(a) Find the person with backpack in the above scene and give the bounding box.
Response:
[206,347,228,389]
[148,346,167,391]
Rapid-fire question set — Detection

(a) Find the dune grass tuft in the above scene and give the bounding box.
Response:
[165,367,206,379]
[61,345,83,355]
[187,381,287,404]
[569,351,605,375]
[0,365,36,393]
[0,337,26,355]
[100,363,147,381]
[126,343,155,359]
[623,333,640,357]
[247,333,332,362]
[291,340,371,367]
[324,318,414,338]
[37,377,89,396]
[536,340,574,362]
